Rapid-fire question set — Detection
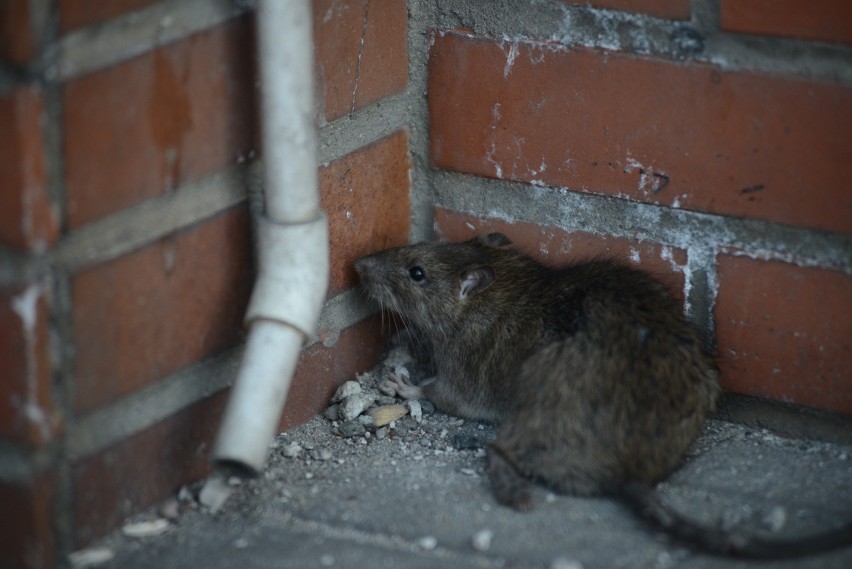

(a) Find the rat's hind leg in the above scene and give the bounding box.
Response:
[486,444,533,511]
[497,340,625,499]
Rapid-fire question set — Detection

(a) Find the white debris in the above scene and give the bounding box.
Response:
[121,518,170,538]
[68,547,115,567]
[199,475,232,513]
[281,442,302,458]
[472,529,493,551]
[407,400,423,423]
[551,558,584,569]
[763,506,787,532]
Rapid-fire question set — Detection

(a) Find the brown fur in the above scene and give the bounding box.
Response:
[355,233,719,508]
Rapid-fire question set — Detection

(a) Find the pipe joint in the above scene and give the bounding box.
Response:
[246,214,330,340]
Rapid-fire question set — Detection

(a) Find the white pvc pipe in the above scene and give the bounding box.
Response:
[213,0,328,477]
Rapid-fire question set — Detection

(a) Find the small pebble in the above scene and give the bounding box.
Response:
[233,537,249,549]
[461,468,476,476]
[394,417,418,437]
[158,499,180,520]
[339,420,366,438]
[451,434,484,450]
[358,414,376,429]
[340,394,374,421]
[319,448,333,461]
[302,441,316,450]
[227,476,242,487]
[417,536,438,550]
[332,381,361,402]
[177,485,194,503]
[323,405,339,421]
[420,400,436,415]
[281,442,302,458]
[551,558,583,569]
[471,529,493,551]
[376,426,389,440]
[320,554,335,566]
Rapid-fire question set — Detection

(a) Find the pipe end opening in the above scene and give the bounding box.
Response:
[213,458,261,481]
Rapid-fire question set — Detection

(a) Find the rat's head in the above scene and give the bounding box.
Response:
[354,233,513,333]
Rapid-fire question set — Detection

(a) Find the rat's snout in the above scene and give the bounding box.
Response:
[354,254,385,281]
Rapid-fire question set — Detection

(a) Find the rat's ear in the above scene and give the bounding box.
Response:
[459,266,495,300]
[480,233,512,248]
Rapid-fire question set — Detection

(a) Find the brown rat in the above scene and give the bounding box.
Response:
[354,233,852,558]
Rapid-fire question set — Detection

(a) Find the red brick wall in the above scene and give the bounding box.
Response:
[427,4,851,415]
[0,0,409,565]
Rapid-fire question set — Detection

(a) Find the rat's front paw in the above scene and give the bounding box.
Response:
[383,372,423,400]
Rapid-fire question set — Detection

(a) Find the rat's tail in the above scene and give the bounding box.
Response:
[620,481,852,559]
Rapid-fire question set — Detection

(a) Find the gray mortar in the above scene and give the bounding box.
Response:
[426,0,852,84]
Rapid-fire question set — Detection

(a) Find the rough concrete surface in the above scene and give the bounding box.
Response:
[74,408,851,569]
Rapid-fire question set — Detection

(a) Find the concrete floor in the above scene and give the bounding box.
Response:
[71,408,852,569]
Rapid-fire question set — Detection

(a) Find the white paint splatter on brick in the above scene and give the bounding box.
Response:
[502,39,519,78]
[629,247,641,264]
[11,283,51,441]
[485,140,504,179]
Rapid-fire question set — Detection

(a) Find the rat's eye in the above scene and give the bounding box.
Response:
[408,266,426,283]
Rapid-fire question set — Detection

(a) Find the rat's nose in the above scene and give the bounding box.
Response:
[354,255,382,280]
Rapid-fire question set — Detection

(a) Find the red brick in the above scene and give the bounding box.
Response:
[563,0,690,20]
[434,208,688,299]
[0,474,57,569]
[0,85,59,251]
[320,130,412,296]
[58,0,159,32]
[314,0,408,121]
[353,0,409,110]
[715,255,852,413]
[428,32,852,235]
[721,0,852,46]
[0,284,60,445]
[71,207,253,414]
[72,316,386,546]
[62,17,257,229]
[0,0,37,63]
[280,316,387,431]
[73,391,228,546]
